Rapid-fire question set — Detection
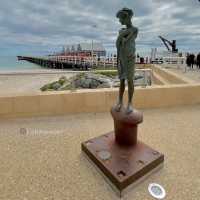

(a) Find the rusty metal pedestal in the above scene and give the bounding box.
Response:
[81,107,164,197]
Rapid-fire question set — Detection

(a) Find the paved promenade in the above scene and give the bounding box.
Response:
[0,105,200,200]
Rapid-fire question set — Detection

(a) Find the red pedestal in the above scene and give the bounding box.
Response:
[111,107,143,146]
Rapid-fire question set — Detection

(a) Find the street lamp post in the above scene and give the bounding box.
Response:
[91,24,98,68]
[92,39,94,67]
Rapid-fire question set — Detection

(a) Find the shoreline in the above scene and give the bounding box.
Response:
[0,69,88,76]
[0,68,117,76]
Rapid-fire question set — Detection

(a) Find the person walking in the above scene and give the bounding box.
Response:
[186,53,191,68]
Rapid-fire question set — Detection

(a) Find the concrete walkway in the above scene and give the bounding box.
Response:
[0,105,200,200]
[167,65,200,83]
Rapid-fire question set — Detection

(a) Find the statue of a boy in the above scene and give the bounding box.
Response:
[115,8,138,114]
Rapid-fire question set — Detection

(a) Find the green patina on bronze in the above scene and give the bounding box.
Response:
[114,8,138,114]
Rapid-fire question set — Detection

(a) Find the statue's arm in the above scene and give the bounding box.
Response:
[123,27,138,42]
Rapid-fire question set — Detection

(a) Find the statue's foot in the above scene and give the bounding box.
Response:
[126,104,133,114]
[114,102,123,112]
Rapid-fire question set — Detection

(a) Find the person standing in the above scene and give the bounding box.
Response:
[190,54,195,69]
[186,53,191,68]
[197,53,200,69]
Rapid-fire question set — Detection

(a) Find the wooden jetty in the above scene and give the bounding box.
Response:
[17,55,117,70]
[17,56,91,70]
[17,55,147,70]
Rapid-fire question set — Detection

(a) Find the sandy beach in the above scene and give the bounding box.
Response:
[0,69,78,95]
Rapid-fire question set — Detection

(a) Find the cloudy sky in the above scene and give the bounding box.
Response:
[0,0,200,56]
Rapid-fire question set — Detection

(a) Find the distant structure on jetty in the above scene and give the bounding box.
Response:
[59,42,106,58]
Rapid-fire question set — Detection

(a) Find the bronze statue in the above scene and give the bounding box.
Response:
[114,8,138,114]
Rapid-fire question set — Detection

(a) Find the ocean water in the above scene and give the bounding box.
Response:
[0,56,42,71]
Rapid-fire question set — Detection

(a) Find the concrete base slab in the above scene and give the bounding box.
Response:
[81,132,164,197]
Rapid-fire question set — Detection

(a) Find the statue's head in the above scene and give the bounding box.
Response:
[116,8,133,25]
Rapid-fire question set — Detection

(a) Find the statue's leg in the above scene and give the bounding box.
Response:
[114,79,125,112]
[126,79,134,114]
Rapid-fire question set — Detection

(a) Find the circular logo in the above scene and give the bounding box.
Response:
[97,150,111,161]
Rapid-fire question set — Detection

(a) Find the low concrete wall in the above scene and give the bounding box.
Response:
[1,84,200,119]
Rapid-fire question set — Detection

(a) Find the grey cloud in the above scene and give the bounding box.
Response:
[0,0,200,56]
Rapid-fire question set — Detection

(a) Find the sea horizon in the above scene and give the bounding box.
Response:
[0,56,42,71]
